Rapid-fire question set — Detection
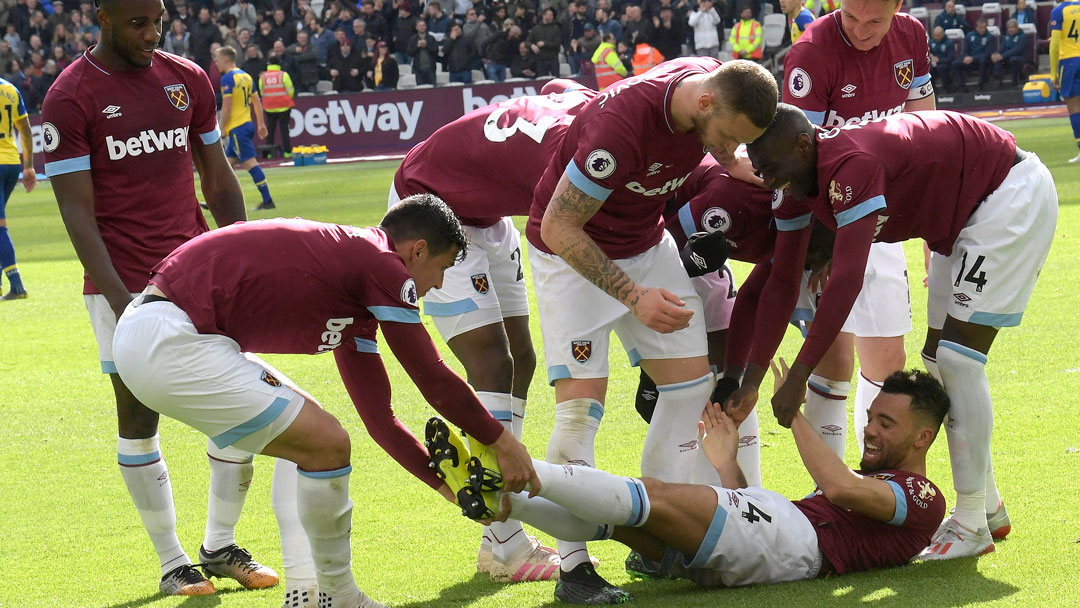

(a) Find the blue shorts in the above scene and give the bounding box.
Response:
[225,122,257,162]
[1059,59,1080,98]
[0,164,19,219]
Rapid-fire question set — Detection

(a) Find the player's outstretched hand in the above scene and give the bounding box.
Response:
[724,383,758,425]
[806,259,832,293]
[480,494,514,525]
[628,287,694,333]
[770,357,807,428]
[698,401,738,471]
[492,429,541,496]
[22,170,36,193]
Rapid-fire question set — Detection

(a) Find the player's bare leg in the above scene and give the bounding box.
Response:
[803,332,854,459]
[919,317,999,560]
[852,335,907,451]
[262,399,386,608]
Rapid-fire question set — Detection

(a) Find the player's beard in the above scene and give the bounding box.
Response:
[859,436,907,472]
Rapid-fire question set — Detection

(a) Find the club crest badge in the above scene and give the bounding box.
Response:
[471,273,489,294]
[260,370,281,387]
[572,340,592,363]
[893,59,914,89]
[164,84,190,111]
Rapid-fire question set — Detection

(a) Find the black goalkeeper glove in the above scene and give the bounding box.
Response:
[680,231,731,278]
[711,376,740,407]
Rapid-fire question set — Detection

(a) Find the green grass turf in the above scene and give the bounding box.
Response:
[0,116,1078,607]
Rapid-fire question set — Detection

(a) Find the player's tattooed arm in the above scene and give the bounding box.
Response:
[541,172,641,305]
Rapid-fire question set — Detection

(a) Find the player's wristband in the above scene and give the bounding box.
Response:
[680,231,731,278]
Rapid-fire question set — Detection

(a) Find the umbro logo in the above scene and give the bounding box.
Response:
[953,292,971,307]
[678,440,699,452]
[821,424,843,435]
[102,105,122,119]
[841,84,857,98]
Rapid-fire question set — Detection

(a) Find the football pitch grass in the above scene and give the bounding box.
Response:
[0,116,1077,607]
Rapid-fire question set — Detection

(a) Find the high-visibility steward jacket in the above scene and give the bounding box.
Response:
[632,43,665,75]
[805,0,840,15]
[592,41,628,89]
[259,65,295,113]
[730,18,763,59]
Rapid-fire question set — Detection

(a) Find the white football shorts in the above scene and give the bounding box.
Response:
[113,298,305,454]
[84,292,141,374]
[532,231,707,385]
[927,153,1057,329]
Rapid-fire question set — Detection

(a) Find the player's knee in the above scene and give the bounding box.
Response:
[114,391,160,438]
[510,342,536,381]
[466,347,515,393]
[297,412,351,470]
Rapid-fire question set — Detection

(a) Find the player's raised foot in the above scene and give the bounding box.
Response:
[624,551,674,580]
[554,563,633,605]
[316,590,388,608]
[160,563,216,596]
[254,200,277,211]
[1069,152,1080,164]
[918,517,995,561]
[986,500,1011,540]
[426,417,472,494]
[199,544,280,589]
[1,290,27,300]
[489,538,561,583]
[282,581,318,608]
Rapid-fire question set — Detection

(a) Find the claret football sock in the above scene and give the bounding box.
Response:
[804,373,850,460]
[203,440,255,552]
[117,434,189,576]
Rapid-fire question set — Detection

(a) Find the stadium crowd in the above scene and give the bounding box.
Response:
[0,0,1048,112]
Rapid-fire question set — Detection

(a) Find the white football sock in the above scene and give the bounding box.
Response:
[985,453,1002,513]
[273,459,316,587]
[117,434,189,577]
[642,373,714,483]
[937,341,992,531]
[203,441,254,552]
[511,396,527,439]
[853,370,882,457]
[473,391,530,564]
[921,351,942,382]
[507,493,613,542]
[736,406,761,487]
[546,398,603,571]
[531,459,650,526]
[296,466,358,599]
[804,373,850,460]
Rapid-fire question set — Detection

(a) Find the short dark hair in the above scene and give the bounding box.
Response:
[881,369,951,433]
[750,102,813,151]
[380,194,468,260]
[708,60,778,128]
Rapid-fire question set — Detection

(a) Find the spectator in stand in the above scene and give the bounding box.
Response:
[509,39,537,77]
[1013,0,1036,27]
[591,30,626,89]
[50,43,70,70]
[929,26,956,92]
[52,22,74,54]
[220,14,242,55]
[9,1,32,42]
[359,2,389,42]
[260,56,295,158]
[271,39,297,80]
[367,41,398,89]
[409,19,439,85]
[526,7,561,76]
[240,44,265,77]
[349,19,366,46]
[491,3,509,29]
[570,22,601,75]
[228,0,258,33]
[255,20,277,56]
[327,28,349,63]
[470,0,494,23]
[481,18,514,81]
[310,19,335,66]
[171,1,191,30]
[327,35,365,91]
[270,8,297,47]
[4,59,28,97]
[394,2,418,64]
[27,10,52,47]
[513,3,536,37]
[616,38,633,73]
[427,1,452,37]
[0,43,17,72]
[24,34,46,63]
[287,30,319,93]
[29,57,56,111]
[688,0,721,58]
[595,8,623,43]
[462,7,492,71]
[443,22,477,83]
[729,6,762,60]
[47,0,68,32]
[651,5,684,60]
[623,5,653,47]
[4,25,24,59]
[506,22,523,56]
[190,7,222,71]
[565,1,590,55]
[993,19,1031,87]
[452,0,473,21]
[952,17,993,92]
[934,1,969,34]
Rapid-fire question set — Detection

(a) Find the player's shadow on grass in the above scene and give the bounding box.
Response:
[102,586,248,608]
[564,558,1018,607]
[393,572,506,608]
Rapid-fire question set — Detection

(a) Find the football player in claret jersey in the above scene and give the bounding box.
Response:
[775,0,934,483]
[526,58,777,603]
[437,368,950,587]
[742,104,1057,560]
[41,0,278,598]
[0,76,35,300]
[213,45,274,210]
[1049,0,1080,162]
[391,87,595,583]
[111,197,540,608]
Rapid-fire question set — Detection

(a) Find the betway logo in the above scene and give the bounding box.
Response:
[288,100,423,140]
[463,86,539,113]
[625,172,691,197]
[318,317,354,352]
[106,127,190,160]
[823,103,904,127]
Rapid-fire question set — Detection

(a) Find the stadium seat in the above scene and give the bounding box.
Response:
[946,27,966,60]
[505,77,528,82]
[398,74,417,89]
[1020,22,1040,77]
[474,79,495,84]
[559,62,572,77]
[414,84,434,89]
[398,64,413,75]
[909,6,931,32]
[316,80,335,94]
[982,2,1003,27]
[471,69,485,82]
[436,71,450,85]
[762,14,788,73]
[445,81,465,87]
